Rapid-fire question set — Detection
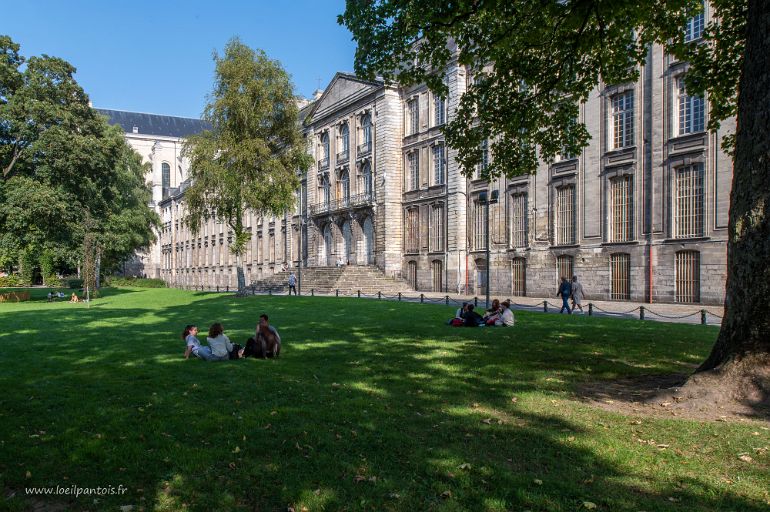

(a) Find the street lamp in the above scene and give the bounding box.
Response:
[478,189,499,309]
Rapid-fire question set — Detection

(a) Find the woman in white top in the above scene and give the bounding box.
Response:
[183,325,215,360]
[206,323,241,360]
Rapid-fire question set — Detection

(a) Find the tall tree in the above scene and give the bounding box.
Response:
[0,35,158,279]
[184,38,312,292]
[340,1,768,396]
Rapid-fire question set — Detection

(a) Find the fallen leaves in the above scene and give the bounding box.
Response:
[582,501,596,509]
[738,453,754,463]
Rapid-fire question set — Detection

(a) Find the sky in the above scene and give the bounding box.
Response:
[1,0,357,118]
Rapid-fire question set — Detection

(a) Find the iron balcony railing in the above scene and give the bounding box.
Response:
[309,192,374,216]
[336,149,349,164]
[357,141,372,156]
[317,157,330,171]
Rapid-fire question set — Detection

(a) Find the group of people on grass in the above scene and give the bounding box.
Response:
[183,314,281,361]
[46,290,84,303]
[556,275,586,314]
[451,299,515,327]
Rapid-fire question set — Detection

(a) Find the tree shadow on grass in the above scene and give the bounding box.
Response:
[0,293,766,511]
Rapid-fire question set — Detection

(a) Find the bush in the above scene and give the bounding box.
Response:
[0,274,23,287]
[106,277,167,288]
[63,278,84,289]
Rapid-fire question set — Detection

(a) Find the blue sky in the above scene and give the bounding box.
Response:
[1,0,356,118]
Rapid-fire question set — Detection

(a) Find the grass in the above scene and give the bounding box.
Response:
[0,287,767,512]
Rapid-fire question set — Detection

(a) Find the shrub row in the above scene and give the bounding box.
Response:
[106,277,167,288]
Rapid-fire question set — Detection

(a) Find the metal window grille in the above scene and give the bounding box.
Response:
[409,99,419,135]
[675,164,704,238]
[610,176,633,242]
[684,6,704,42]
[434,95,446,126]
[556,255,574,282]
[555,185,576,245]
[430,205,444,252]
[408,261,418,289]
[433,145,445,185]
[405,209,419,253]
[678,78,705,135]
[511,257,526,296]
[676,250,700,303]
[473,200,487,250]
[610,253,631,300]
[510,193,528,248]
[432,260,443,292]
[611,91,634,149]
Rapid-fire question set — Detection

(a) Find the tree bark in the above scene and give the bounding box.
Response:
[236,252,246,292]
[698,0,770,371]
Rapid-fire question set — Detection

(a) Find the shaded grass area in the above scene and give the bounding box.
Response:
[0,288,767,511]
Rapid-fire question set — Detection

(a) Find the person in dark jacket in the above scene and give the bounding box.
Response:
[557,277,572,314]
[462,304,485,326]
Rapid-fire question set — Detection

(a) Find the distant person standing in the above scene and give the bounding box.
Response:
[557,277,572,314]
[571,275,585,314]
[287,272,297,295]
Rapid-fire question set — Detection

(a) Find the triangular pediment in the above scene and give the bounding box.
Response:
[308,73,383,123]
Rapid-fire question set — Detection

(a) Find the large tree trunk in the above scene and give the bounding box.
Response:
[236,253,246,293]
[698,0,770,372]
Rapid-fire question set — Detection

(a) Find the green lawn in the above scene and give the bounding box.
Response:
[0,287,767,512]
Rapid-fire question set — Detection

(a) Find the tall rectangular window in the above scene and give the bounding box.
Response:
[476,139,489,178]
[408,98,419,135]
[512,258,526,296]
[610,91,634,149]
[431,260,443,292]
[510,193,528,248]
[609,175,633,242]
[269,233,275,262]
[407,152,419,191]
[555,185,576,245]
[676,250,700,303]
[429,204,444,252]
[256,234,262,263]
[677,78,705,135]
[557,255,574,282]
[610,253,631,300]
[405,208,419,253]
[432,144,445,185]
[675,163,705,238]
[473,200,487,251]
[434,94,446,126]
[684,2,705,43]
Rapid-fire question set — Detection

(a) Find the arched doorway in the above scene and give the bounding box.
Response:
[363,217,374,264]
[321,224,333,266]
[341,221,352,264]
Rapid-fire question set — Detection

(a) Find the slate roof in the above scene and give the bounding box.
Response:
[96,108,211,138]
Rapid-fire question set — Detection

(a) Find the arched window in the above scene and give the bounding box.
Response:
[319,133,330,169]
[338,123,350,161]
[338,169,350,206]
[362,161,373,197]
[360,114,372,154]
[363,217,374,264]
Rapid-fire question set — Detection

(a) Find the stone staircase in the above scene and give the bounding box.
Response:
[248,266,411,295]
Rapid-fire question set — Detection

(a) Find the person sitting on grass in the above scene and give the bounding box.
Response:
[183,324,215,361]
[243,314,281,358]
[207,323,243,361]
[69,292,80,303]
[498,300,515,327]
[483,299,502,325]
[56,291,65,299]
[449,302,469,326]
[462,304,485,327]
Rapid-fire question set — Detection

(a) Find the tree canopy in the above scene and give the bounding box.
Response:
[183,38,312,291]
[340,0,742,180]
[0,35,158,282]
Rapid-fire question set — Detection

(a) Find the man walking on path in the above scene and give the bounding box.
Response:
[571,275,585,314]
[557,277,572,314]
[288,272,297,295]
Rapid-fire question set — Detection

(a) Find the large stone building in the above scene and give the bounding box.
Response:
[103,3,733,304]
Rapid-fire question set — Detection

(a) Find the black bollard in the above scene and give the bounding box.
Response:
[588,303,593,316]
[701,309,707,325]
[640,306,645,321]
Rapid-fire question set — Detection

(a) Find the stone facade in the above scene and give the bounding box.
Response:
[106,2,732,304]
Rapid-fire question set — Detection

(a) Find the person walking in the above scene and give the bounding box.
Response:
[287,272,297,296]
[571,275,585,314]
[557,277,572,314]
